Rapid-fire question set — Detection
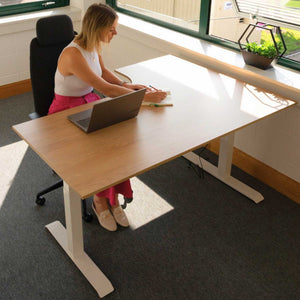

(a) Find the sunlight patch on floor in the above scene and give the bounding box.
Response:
[0,140,28,209]
[122,177,174,230]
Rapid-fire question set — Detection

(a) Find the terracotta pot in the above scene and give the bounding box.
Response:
[241,50,274,70]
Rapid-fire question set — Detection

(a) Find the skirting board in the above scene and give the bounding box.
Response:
[207,139,299,204]
[1,80,299,204]
[0,79,32,100]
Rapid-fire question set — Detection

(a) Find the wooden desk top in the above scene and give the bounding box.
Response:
[13,55,295,199]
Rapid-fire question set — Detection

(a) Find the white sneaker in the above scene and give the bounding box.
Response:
[111,206,129,227]
[92,203,117,231]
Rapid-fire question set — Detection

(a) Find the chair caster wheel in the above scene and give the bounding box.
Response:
[36,196,45,206]
[83,213,93,223]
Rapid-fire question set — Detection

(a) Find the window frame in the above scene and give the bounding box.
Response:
[0,0,69,17]
[232,0,300,30]
[107,0,300,72]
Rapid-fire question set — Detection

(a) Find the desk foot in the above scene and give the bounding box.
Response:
[183,152,264,203]
[46,221,114,298]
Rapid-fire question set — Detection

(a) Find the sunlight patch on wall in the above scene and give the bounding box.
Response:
[0,140,28,209]
[123,177,174,230]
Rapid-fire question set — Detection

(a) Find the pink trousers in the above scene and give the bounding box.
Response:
[48,92,133,205]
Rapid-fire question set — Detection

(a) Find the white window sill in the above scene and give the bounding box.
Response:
[117,13,300,106]
[0,6,81,35]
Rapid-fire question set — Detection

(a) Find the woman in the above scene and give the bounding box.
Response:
[48,3,167,231]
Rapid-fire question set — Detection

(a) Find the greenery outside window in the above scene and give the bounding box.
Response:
[0,0,69,17]
[107,0,300,72]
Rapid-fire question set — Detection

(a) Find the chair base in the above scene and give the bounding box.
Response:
[29,112,41,120]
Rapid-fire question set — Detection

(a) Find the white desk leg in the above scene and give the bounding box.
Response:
[45,182,114,298]
[183,133,264,203]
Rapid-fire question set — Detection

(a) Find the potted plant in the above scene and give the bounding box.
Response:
[238,23,286,70]
[242,41,283,70]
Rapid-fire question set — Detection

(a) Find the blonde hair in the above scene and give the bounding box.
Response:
[75,3,117,52]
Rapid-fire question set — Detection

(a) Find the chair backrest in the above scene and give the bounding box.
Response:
[30,15,75,117]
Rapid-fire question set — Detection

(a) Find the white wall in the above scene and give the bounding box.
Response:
[0,0,97,86]
[0,0,299,183]
[0,29,33,85]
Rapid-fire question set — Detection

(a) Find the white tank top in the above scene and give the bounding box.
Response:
[54,41,102,96]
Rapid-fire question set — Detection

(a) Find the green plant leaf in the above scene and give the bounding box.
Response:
[245,41,280,59]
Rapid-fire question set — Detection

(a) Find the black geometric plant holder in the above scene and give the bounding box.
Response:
[238,23,287,70]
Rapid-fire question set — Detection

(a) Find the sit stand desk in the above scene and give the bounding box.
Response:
[13,55,295,298]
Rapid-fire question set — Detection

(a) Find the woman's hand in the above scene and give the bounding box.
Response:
[123,83,151,91]
[123,83,167,102]
[144,90,167,102]
[144,86,167,102]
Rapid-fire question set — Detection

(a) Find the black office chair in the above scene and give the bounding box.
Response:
[30,15,92,222]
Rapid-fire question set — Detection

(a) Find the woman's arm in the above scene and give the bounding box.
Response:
[99,54,167,102]
[58,47,132,97]
[58,48,167,101]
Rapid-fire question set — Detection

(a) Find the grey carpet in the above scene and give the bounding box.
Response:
[0,92,299,300]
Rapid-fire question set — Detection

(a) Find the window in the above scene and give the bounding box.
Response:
[107,0,300,71]
[106,0,210,38]
[113,0,201,32]
[0,0,69,17]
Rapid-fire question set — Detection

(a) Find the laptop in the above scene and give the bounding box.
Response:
[68,89,146,133]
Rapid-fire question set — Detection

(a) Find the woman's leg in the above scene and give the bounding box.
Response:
[93,195,117,231]
[110,194,129,227]
[110,193,120,209]
[93,195,109,213]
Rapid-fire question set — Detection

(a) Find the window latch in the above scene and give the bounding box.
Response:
[42,1,55,6]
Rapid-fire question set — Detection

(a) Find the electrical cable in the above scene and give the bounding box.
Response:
[184,144,209,179]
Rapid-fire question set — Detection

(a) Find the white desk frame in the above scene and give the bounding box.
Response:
[183,133,264,203]
[46,183,114,298]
